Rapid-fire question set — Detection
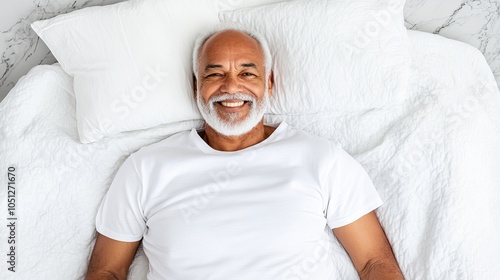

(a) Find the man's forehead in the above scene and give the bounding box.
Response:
[199,30,265,64]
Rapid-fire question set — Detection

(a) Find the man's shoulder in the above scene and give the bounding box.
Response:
[284,123,341,152]
[131,129,194,160]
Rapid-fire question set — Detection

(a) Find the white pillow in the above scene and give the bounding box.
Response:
[220,0,411,114]
[32,0,222,143]
[31,0,294,143]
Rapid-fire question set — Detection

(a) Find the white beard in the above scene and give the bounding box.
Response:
[196,90,269,137]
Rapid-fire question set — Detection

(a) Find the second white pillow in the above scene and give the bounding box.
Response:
[220,0,412,114]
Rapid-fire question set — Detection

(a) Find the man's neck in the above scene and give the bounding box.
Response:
[200,121,276,152]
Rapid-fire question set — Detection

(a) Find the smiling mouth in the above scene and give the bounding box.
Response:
[216,100,250,108]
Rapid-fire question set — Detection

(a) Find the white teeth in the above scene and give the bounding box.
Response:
[220,101,244,107]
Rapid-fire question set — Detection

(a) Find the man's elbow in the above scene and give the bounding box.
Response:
[85,270,127,280]
[358,257,405,280]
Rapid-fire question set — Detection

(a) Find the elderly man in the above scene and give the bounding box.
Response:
[86,25,404,279]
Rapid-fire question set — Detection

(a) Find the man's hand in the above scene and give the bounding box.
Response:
[85,233,141,280]
[333,211,404,280]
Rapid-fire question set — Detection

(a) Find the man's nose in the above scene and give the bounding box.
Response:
[220,74,241,93]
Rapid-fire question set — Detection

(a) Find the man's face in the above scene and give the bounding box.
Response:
[196,30,271,137]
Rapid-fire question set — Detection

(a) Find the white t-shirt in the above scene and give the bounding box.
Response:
[96,122,382,280]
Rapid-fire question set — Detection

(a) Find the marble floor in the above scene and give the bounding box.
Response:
[405,0,499,89]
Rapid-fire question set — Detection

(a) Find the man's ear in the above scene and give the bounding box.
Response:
[267,70,274,96]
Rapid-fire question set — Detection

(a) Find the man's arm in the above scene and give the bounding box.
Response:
[86,233,141,280]
[333,211,404,280]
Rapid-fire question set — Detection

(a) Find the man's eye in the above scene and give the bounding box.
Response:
[242,72,256,76]
[206,73,221,78]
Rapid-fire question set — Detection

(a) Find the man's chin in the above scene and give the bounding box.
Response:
[205,118,262,137]
[198,97,268,137]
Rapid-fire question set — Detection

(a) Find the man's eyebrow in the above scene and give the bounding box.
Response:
[204,64,223,72]
[240,63,256,68]
[204,63,257,72]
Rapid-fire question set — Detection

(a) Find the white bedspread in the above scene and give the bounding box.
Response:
[1,30,499,279]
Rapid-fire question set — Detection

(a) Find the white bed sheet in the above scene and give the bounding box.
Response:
[0,30,499,279]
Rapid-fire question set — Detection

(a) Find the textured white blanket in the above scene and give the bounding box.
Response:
[0,30,499,279]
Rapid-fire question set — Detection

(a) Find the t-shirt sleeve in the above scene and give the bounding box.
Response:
[324,143,383,229]
[95,155,146,242]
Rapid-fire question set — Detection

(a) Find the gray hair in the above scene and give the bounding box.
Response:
[192,23,272,80]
